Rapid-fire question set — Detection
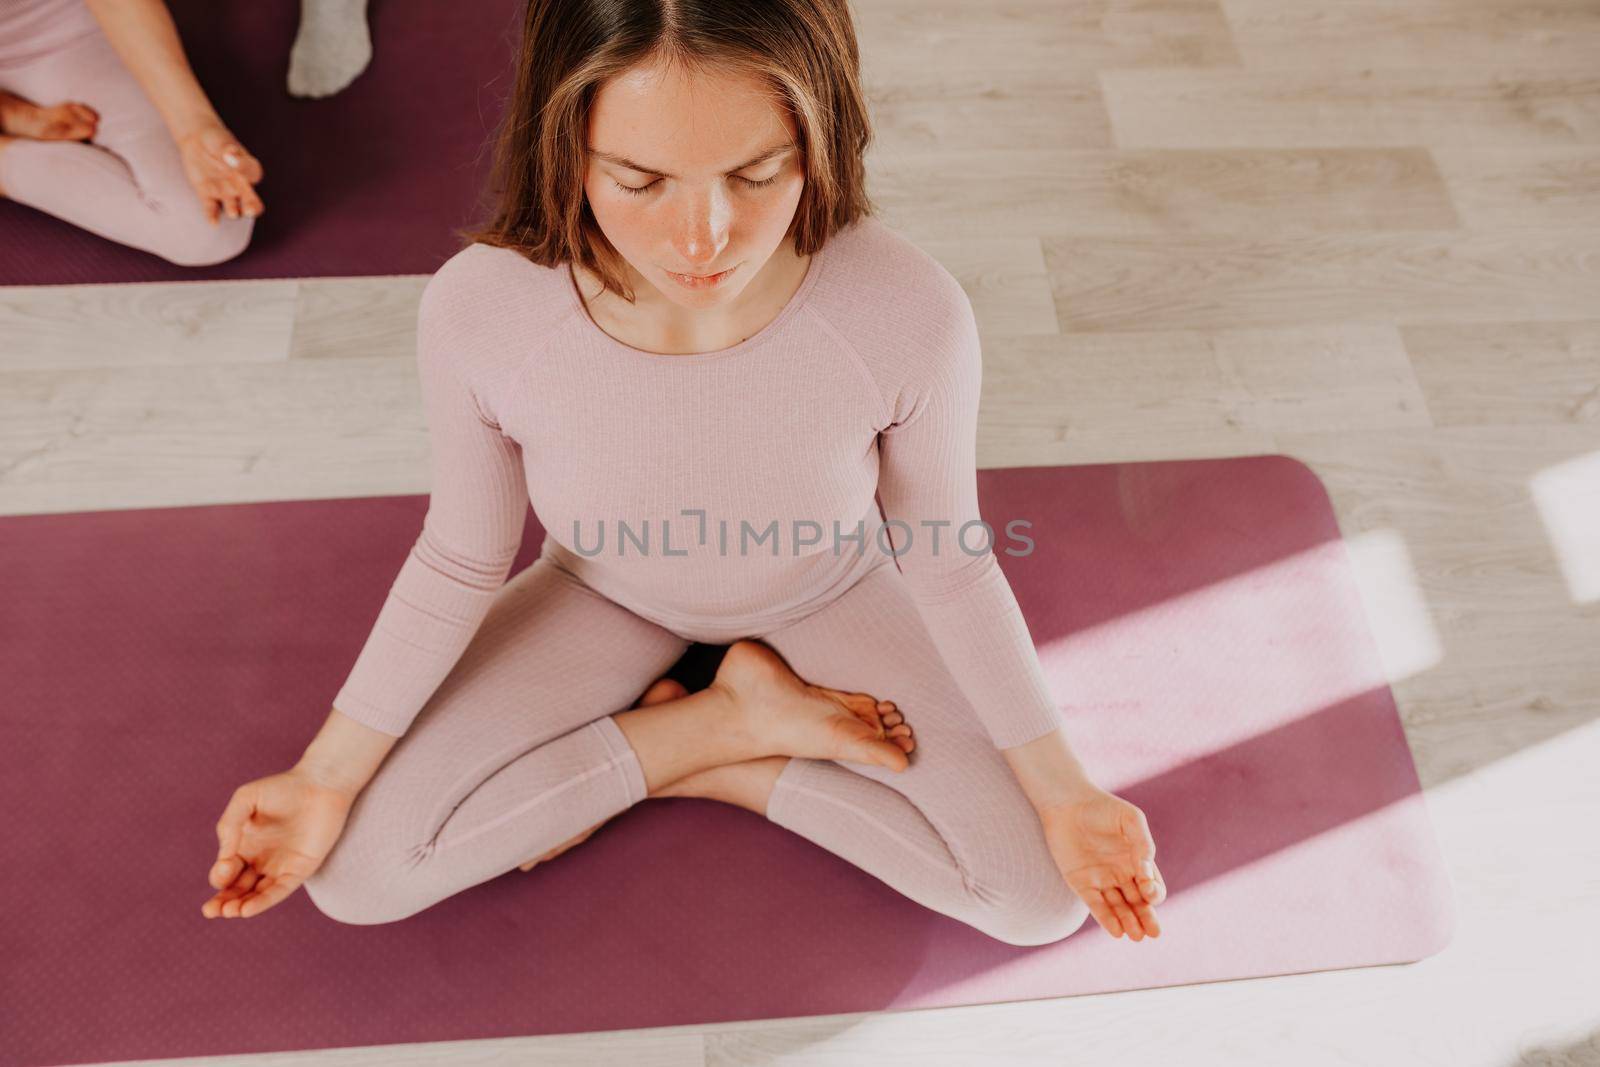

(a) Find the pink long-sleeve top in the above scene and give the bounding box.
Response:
[332,215,1064,750]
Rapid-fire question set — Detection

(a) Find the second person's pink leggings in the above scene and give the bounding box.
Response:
[0,0,253,265]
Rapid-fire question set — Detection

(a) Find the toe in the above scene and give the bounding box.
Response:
[637,677,688,706]
[839,691,879,715]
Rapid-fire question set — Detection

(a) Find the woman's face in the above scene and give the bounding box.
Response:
[581,55,806,307]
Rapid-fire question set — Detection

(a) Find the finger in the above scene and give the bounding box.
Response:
[215,788,252,852]
[220,868,262,916]
[224,168,256,197]
[204,877,254,918]
[239,874,300,918]
[215,787,255,861]
[1137,859,1166,905]
[1122,877,1162,936]
[1105,885,1143,940]
[212,179,240,218]
[202,876,255,917]
[1086,889,1124,937]
[208,853,245,889]
[1124,805,1156,862]
[225,886,271,919]
[1132,899,1161,938]
[243,189,265,218]
[201,890,238,918]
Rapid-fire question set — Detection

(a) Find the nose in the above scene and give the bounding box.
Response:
[671,187,733,270]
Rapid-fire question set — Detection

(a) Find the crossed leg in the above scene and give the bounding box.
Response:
[302,556,692,925]
[303,553,1088,945]
[493,561,1091,946]
[0,28,252,264]
[755,561,1093,946]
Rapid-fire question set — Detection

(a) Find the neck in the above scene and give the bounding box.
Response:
[576,239,809,355]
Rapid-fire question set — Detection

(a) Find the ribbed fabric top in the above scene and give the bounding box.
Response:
[332,215,1065,750]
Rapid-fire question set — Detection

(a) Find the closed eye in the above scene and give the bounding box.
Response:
[614,174,781,197]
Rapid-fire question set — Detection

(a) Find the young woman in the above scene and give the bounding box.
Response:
[0,0,261,264]
[203,0,1166,945]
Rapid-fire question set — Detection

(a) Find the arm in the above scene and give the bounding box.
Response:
[305,266,530,790]
[873,273,1099,810]
[82,0,221,139]
[293,705,398,795]
[81,0,263,220]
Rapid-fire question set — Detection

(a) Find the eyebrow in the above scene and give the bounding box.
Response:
[588,142,795,180]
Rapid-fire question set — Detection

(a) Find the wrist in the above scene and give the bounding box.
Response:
[291,756,365,799]
[169,108,223,143]
[1000,728,1102,812]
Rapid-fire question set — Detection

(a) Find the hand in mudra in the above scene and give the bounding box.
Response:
[202,769,355,919]
[1039,786,1165,940]
[175,120,265,225]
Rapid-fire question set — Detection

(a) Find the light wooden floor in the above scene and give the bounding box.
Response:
[3,0,1598,1064]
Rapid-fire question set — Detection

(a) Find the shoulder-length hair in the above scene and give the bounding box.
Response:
[458,0,877,305]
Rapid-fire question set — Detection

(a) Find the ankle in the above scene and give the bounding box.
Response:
[706,678,767,760]
[651,757,788,815]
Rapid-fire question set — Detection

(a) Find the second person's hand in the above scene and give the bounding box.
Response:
[175,119,264,225]
[202,766,355,919]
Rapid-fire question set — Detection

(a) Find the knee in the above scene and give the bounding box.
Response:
[960,859,1095,946]
[301,833,433,926]
[977,893,1093,947]
[155,213,254,267]
[302,865,426,926]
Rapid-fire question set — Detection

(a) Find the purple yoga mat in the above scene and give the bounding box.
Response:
[0,455,1455,1065]
[0,0,521,286]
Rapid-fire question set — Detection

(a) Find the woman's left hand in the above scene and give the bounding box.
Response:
[175,120,264,225]
[1038,785,1166,940]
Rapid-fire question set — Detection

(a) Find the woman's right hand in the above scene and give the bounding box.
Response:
[201,767,356,919]
[174,119,265,225]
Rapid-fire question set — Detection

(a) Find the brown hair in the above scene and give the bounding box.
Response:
[458,0,877,305]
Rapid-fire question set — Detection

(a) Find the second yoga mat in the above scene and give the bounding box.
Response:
[0,0,521,286]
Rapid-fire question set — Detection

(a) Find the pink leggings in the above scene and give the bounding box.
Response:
[302,549,1091,946]
[0,16,254,265]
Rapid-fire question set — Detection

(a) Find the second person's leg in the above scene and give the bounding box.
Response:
[0,28,252,264]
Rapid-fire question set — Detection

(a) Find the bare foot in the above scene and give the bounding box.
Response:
[517,675,687,872]
[0,93,97,141]
[712,639,915,772]
[517,646,918,873]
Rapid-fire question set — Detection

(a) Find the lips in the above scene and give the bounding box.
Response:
[664,263,739,289]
